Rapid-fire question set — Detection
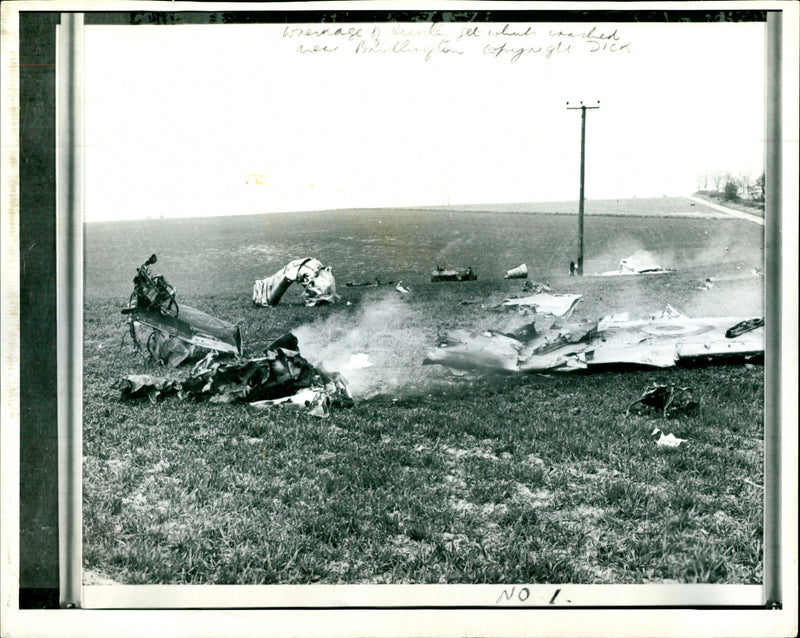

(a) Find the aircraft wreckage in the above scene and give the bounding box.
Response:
[592,252,674,277]
[431,264,477,282]
[424,297,764,374]
[119,256,351,416]
[122,254,242,365]
[253,258,339,307]
[117,333,353,418]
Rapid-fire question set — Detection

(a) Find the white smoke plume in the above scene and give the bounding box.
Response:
[293,292,439,399]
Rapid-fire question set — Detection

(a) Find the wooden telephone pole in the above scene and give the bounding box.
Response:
[566,101,600,275]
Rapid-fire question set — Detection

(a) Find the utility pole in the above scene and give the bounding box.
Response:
[566,101,600,275]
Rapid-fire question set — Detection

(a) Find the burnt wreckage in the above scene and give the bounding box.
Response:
[122,254,242,364]
[118,256,352,416]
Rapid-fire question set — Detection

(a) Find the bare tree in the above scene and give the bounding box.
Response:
[696,170,709,191]
[737,170,753,199]
[754,172,765,201]
[711,171,725,191]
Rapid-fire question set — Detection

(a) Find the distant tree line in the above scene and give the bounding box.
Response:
[696,169,765,203]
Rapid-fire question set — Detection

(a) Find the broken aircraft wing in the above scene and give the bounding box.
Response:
[425,304,764,374]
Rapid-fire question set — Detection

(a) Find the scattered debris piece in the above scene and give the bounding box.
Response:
[652,428,688,447]
[345,278,394,288]
[115,375,179,403]
[698,278,714,290]
[522,280,551,294]
[504,263,528,279]
[594,252,673,276]
[431,264,477,282]
[396,281,411,294]
[117,333,353,417]
[627,384,699,418]
[253,258,339,307]
[725,317,764,338]
[502,292,582,317]
[121,255,242,360]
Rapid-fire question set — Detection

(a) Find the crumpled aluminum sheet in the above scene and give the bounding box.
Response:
[253,258,340,307]
[116,333,353,417]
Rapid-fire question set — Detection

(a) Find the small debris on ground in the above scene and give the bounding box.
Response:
[651,427,688,448]
[627,384,699,418]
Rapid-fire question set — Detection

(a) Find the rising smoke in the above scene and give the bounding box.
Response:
[293,292,440,399]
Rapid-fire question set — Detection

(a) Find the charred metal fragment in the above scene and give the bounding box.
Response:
[431,265,477,282]
[122,255,243,360]
[627,384,699,418]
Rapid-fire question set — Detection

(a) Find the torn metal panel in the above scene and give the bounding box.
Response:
[253,258,339,307]
[148,330,198,368]
[431,265,477,282]
[423,329,522,373]
[593,312,764,367]
[502,293,582,317]
[424,303,764,374]
[586,343,678,368]
[524,321,597,356]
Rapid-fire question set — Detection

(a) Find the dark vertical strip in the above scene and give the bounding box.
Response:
[763,10,781,609]
[18,11,60,607]
[56,11,84,609]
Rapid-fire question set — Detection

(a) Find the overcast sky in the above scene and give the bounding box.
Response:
[83,19,765,221]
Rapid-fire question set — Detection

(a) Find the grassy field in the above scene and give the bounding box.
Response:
[83,202,765,585]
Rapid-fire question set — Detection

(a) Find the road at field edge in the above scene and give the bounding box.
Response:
[687,195,765,226]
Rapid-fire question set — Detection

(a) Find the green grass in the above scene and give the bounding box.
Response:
[84,260,764,584]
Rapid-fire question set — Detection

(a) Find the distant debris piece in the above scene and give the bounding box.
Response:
[504,263,528,279]
[698,278,714,291]
[253,258,339,307]
[594,251,673,276]
[751,266,763,277]
[521,281,551,294]
[396,281,411,294]
[431,264,477,282]
[346,278,390,288]
[725,317,764,338]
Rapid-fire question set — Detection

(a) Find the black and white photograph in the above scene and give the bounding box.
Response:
[2,1,798,637]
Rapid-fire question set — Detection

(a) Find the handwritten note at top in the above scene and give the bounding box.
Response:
[281,24,631,63]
